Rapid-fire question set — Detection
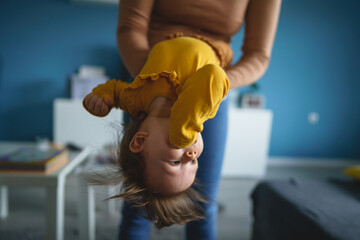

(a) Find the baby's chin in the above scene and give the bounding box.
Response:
[146,174,196,196]
[155,182,194,196]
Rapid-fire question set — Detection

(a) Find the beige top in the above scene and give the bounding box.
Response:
[116,0,281,89]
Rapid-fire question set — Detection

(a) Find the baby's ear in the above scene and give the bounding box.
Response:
[129,131,149,153]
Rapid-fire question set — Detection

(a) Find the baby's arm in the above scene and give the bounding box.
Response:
[83,79,129,117]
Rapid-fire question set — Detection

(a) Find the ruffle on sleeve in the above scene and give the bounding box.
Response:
[135,70,182,95]
[120,70,182,116]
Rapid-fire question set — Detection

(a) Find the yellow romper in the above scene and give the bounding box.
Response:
[84,36,229,148]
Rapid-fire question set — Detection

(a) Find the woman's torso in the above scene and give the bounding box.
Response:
[148,0,250,46]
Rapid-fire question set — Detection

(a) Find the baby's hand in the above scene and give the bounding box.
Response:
[83,93,114,117]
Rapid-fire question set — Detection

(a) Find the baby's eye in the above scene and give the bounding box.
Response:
[191,159,197,164]
[170,161,181,166]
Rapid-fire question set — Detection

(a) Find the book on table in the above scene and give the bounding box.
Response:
[0,145,69,174]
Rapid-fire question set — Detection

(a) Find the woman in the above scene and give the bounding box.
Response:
[116,0,281,239]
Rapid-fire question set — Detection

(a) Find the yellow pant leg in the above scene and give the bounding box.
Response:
[169,64,229,148]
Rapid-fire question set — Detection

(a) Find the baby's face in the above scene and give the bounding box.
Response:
[140,118,204,195]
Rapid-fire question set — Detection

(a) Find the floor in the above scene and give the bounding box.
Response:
[0,162,350,240]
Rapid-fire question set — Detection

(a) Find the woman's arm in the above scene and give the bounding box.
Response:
[117,0,155,77]
[226,0,282,89]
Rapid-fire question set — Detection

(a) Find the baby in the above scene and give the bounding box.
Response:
[83,35,229,228]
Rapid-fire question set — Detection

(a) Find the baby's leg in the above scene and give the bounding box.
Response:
[169,64,229,147]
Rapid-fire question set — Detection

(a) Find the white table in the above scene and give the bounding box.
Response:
[0,141,92,240]
[53,99,124,240]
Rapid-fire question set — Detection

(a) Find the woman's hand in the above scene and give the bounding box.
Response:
[83,93,114,117]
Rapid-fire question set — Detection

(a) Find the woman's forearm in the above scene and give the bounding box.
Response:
[226,0,282,89]
[226,52,270,89]
[117,30,150,77]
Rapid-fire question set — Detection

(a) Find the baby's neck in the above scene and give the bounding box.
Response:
[147,96,174,118]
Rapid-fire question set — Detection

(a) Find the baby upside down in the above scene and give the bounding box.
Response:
[82,36,229,228]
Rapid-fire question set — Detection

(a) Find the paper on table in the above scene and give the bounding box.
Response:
[70,75,108,100]
[79,65,106,78]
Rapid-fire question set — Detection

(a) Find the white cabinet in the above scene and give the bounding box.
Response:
[53,99,123,149]
[222,108,273,177]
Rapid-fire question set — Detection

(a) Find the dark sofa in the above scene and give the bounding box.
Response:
[251,179,360,240]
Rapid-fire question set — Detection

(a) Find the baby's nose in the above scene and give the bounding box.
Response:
[185,150,197,160]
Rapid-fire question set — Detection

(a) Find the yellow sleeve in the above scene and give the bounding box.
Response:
[83,79,129,115]
[90,79,129,107]
[169,64,229,148]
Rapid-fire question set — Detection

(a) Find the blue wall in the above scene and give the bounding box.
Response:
[0,0,121,140]
[271,0,360,158]
[1,0,359,159]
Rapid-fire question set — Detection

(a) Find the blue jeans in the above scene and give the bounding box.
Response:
[118,97,229,240]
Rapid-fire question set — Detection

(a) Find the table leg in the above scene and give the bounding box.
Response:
[78,176,95,240]
[46,178,65,240]
[107,185,117,216]
[0,186,8,219]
